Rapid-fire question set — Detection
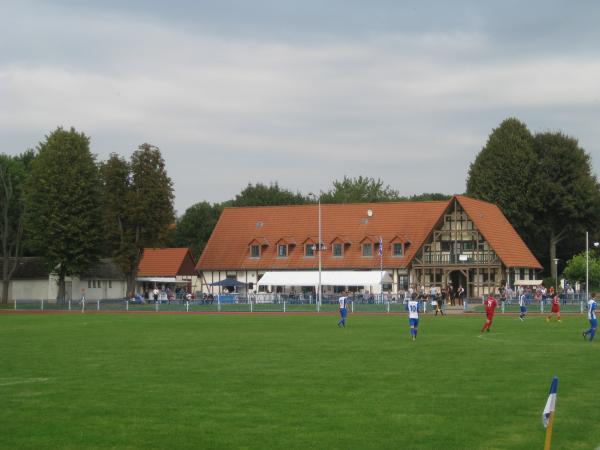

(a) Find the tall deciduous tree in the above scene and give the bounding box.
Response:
[321,176,400,203]
[531,132,600,280]
[25,128,102,302]
[466,118,538,233]
[0,151,34,303]
[101,144,174,296]
[467,119,600,276]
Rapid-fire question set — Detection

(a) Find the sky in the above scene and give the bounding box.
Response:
[2,0,600,215]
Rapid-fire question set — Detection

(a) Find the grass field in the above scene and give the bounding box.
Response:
[1,312,599,450]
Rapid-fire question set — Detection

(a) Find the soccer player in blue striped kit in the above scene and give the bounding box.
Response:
[408,292,420,341]
[337,291,349,327]
[583,292,597,342]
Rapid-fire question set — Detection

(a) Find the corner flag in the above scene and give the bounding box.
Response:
[542,376,558,450]
[542,376,558,428]
[378,236,383,256]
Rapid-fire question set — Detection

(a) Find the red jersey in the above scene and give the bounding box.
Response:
[552,296,559,306]
[485,296,498,315]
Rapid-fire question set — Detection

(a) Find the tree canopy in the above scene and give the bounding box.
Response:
[466,118,538,233]
[100,144,175,296]
[173,201,223,260]
[466,118,600,277]
[24,128,102,301]
[0,150,34,303]
[230,182,307,207]
[320,176,400,203]
[562,252,600,288]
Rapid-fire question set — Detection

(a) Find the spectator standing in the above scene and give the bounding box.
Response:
[435,292,445,316]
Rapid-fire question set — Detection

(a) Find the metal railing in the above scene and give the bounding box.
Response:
[6,295,590,314]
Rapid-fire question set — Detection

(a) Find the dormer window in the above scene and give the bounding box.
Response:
[250,244,260,258]
[362,243,373,257]
[393,243,403,257]
[305,244,315,257]
[333,243,343,257]
[278,244,288,257]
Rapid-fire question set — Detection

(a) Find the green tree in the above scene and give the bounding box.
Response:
[231,182,306,207]
[174,201,223,259]
[407,193,452,201]
[100,145,175,296]
[531,132,600,280]
[466,118,538,233]
[466,119,600,276]
[562,252,600,288]
[25,128,102,302]
[0,151,34,303]
[320,176,400,203]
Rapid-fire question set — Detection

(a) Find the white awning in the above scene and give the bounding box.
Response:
[513,279,544,286]
[136,277,178,283]
[257,271,392,286]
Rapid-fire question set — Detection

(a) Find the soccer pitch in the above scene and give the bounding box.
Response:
[1,312,598,450]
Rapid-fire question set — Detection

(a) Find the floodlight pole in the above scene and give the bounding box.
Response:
[318,193,322,307]
[309,192,322,306]
[553,258,559,292]
[586,231,589,302]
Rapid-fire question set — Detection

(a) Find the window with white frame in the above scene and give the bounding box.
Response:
[393,243,403,256]
[333,243,343,257]
[250,244,260,258]
[362,243,373,257]
[278,244,288,257]
[305,244,315,257]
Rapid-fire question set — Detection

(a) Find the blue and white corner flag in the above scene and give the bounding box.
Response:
[378,236,383,256]
[542,376,558,428]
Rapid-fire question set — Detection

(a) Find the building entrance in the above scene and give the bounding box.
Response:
[448,270,467,304]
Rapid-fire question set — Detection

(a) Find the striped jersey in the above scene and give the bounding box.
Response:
[339,296,348,310]
[519,294,526,307]
[408,300,419,319]
[588,299,597,320]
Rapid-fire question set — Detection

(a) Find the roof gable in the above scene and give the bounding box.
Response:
[454,196,542,269]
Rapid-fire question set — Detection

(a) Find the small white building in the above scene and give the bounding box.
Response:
[2,257,127,301]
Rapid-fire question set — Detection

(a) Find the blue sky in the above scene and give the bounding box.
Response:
[2,1,600,214]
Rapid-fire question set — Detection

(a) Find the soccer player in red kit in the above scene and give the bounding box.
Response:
[547,293,561,322]
[481,294,498,333]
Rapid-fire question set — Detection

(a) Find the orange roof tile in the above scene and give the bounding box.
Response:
[138,248,196,277]
[197,201,449,271]
[197,196,542,271]
[455,196,542,269]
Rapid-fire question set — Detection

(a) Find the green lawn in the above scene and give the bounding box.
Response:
[1,312,598,450]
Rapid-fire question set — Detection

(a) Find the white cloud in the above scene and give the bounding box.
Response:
[1,2,600,212]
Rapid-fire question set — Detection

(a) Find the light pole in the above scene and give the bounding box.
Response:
[553,258,559,292]
[309,192,322,306]
[585,232,599,301]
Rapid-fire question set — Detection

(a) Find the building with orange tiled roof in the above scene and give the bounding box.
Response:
[196,195,542,298]
[136,248,198,298]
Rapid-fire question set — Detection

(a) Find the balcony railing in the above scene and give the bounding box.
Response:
[418,252,499,265]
